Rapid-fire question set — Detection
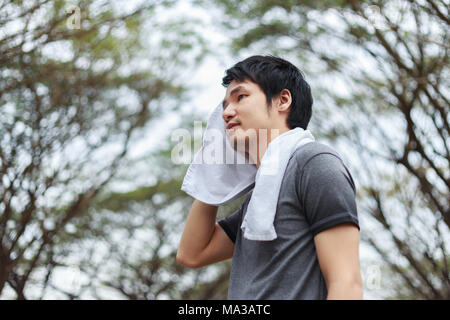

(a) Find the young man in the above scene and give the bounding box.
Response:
[177,55,362,300]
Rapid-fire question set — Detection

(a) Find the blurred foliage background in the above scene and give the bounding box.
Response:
[0,0,448,299]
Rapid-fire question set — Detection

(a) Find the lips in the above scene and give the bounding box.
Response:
[226,122,240,130]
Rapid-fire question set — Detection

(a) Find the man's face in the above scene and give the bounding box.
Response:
[222,79,273,154]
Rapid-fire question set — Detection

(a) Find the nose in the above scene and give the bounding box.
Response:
[222,103,237,123]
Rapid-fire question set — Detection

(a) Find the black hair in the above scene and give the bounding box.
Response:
[222,55,313,130]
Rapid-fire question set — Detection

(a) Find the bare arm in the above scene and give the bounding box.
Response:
[176,200,234,268]
[314,222,363,300]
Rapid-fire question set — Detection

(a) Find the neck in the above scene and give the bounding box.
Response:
[251,126,291,169]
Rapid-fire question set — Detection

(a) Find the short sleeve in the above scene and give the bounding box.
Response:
[218,193,250,243]
[298,153,359,237]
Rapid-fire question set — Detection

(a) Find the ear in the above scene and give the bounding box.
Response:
[277,89,292,113]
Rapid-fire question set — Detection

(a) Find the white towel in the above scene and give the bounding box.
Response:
[181,102,257,205]
[181,102,315,241]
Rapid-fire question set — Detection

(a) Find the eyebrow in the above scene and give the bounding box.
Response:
[222,85,246,109]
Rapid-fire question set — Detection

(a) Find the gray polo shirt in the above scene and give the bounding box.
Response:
[218,141,359,300]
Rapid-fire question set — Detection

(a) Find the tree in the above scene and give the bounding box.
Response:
[0,0,206,299]
[37,114,239,299]
[202,0,449,299]
[65,132,236,299]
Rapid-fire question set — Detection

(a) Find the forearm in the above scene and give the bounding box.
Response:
[177,200,218,262]
[326,281,363,300]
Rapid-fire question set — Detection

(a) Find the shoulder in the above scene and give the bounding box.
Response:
[289,141,356,193]
[290,141,345,172]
